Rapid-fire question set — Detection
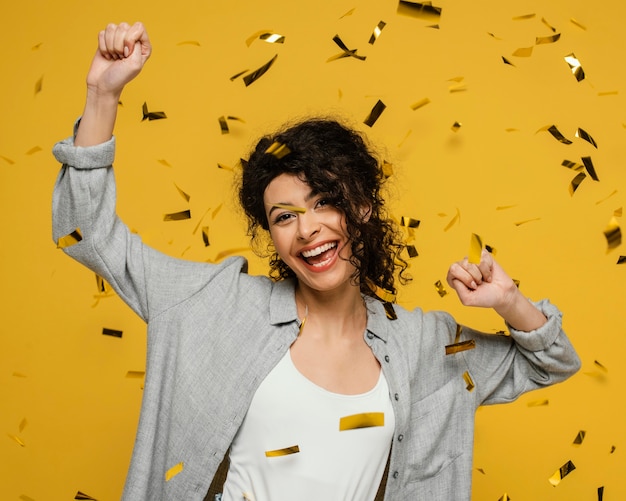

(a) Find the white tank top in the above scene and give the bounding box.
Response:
[222,349,395,501]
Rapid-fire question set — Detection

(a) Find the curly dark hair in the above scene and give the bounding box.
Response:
[238,117,410,299]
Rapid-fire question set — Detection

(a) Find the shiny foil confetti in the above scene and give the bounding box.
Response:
[582,156,600,181]
[363,100,386,127]
[202,226,210,247]
[400,216,420,228]
[141,102,167,121]
[542,125,573,144]
[570,18,587,30]
[446,339,476,355]
[434,280,448,297]
[368,21,387,44]
[576,128,598,148]
[265,141,291,159]
[603,217,621,250]
[0,155,15,164]
[34,76,43,95]
[564,53,585,81]
[598,486,604,501]
[7,434,25,447]
[327,35,366,61]
[502,56,515,67]
[527,399,549,407]
[163,210,191,222]
[271,204,306,214]
[462,371,475,392]
[569,172,587,196]
[451,121,462,132]
[259,32,285,44]
[177,40,201,46]
[468,233,483,264]
[572,430,586,445]
[512,46,533,57]
[165,462,184,481]
[243,54,278,86]
[125,371,145,378]
[265,445,300,457]
[617,256,626,264]
[26,146,42,155]
[102,328,123,338]
[498,494,512,501]
[339,412,385,431]
[541,17,557,32]
[372,283,396,303]
[406,245,419,258]
[536,33,561,45]
[410,97,431,110]
[562,159,584,171]
[74,492,98,500]
[548,460,576,486]
[175,183,191,202]
[57,228,83,249]
[397,1,442,21]
[513,13,535,20]
[443,208,460,231]
[382,161,394,178]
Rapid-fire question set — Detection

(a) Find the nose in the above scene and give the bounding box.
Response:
[296,212,321,240]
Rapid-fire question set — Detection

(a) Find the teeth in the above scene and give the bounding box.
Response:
[301,242,337,258]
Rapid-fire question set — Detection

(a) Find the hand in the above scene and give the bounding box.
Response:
[446,249,517,310]
[86,22,151,98]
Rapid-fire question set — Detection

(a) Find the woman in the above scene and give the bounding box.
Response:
[52,22,580,501]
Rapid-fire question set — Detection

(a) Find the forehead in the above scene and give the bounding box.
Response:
[263,173,312,203]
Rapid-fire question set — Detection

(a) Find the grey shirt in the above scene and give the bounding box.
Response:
[52,131,580,501]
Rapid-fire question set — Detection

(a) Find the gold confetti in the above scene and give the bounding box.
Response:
[259,32,285,44]
[564,53,585,82]
[576,128,598,148]
[340,8,356,18]
[446,339,476,355]
[463,371,475,391]
[217,163,234,171]
[548,460,576,486]
[18,418,27,433]
[410,97,431,110]
[243,54,279,86]
[406,245,418,258]
[125,371,145,378]
[514,218,541,226]
[31,42,43,50]
[581,156,599,181]
[512,46,533,57]
[434,280,448,297]
[363,100,386,127]
[595,190,618,205]
[603,217,621,250]
[540,124,572,144]
[443,208,461,231]
[218,116,229,134]
[451,121,462,132]
[163,210,191,222]
[230,69,249,81]
[265,445,300,457]
[614,207,623,217]
[141,102,167,121]
[572,430,586,445]
[19,495,36,501]
[382,161,394,178]
[327,35,367,62]
[0,155,15,164]
[397,1,442,21]
[498,494,512,501]
[598,486,604,500]
[74,492,98,501]
[34,76,43,95]
[595,361,608,373]
[536,33,561,45]
[617,256,626,264]
[158,159,172,167]
[496,205,517,210]
[541,17,557,32]
[102,327,123,338]
[7,433,25,447]
[339,412,385,431]
[271,204,306,214]
[513,13,535,20]
[212,203,223,219]
[569,172,587,196]
[165,462,184,481]
[468,233,483,264]
[12,372,27,378]
[26,146,42,155]
[177,40,201,46]
[368,21,387,45]
[371,283,396,303]
[570,18,587,30]
[265,141,291,159]
[562,159,584,171]
[527,399,549,407]
[57,228,83,249]
[400,216,420,228]
[202,226,210,247]
[175,183,191,202]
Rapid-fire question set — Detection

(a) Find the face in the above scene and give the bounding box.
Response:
[263,173,356,294]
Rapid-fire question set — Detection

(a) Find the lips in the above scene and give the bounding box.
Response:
[299,241,338,267]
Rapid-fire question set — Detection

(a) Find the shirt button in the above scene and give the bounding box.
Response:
[394,393,399,401]
[398,434,404,442]
[392,471,399,479]
[367,332,374,339]
[384,355,390,363]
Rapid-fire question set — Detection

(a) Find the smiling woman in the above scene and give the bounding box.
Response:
[51,22,580,501]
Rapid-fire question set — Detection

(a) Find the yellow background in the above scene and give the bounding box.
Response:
[1,0,624,499]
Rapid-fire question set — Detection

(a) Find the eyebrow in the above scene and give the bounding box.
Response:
[266,190,317,216]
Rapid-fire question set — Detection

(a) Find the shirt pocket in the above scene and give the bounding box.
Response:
[406,377,472,482]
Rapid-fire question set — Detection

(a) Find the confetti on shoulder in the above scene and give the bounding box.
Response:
[265,445,300,457]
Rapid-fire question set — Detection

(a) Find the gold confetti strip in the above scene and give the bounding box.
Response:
[230,69,249,81]
[498,494,512,501]
[564,53,585,82]
[201,226,210,247]
[451,121,462,132]
[576,128,598,148]
[476,468,486,475]
[443,208,460,231]
[540,124,573,144]
[514,218,541,226]
[102,327,123,338]
[562,159,584,171]
[368,21,387,45]
[581,156,599,181]
[610,446,616,454]
[615,207,623,217]
[271,204,306,214]
[32,42,43,50]
[406,245,418,258]
[12,372,27,378]
[327,35,367,62]
[512,46,533,57]
[485,244,496,255]
[259,32,285,44]
[487,32,503,40]
[212,203,223,219]
[382,161,394,178]
[572,430,586,445]
[141,102,167,121]
[536,33,561,45]
[26,146,42,155]
[569,172,587,196]
[527,399,549,407]
[603,217,621,250]
[340,7,356,18]
[0,155,15,164]
[594,360,608,371]
[397,1,442,21]
[570,18,587,30]
[595,190,618,206]
[598,486,604,500]
[125,371,145,378]
[74,492,98,501]
[57,228,83,249]
[468,233,483,264]
[163,210,191,222]
[265,141,291,159]
[364,100,386,127]
[243,54,279,86]
[175,183,191,202]
[372,283,396,303]
[265,445,300,457]
[177,40,201,46]
[165,462,184,481]
[617,256,626,264]
[400,216,420,228]
[8,433,25,447]
[434,280,448,297]
[19,418,27,433]
[548,460,576,486]
[218,116,229,134]
[410,97,430,111]
[496,205,516,210]
[541,17,557,32]
[34,76,43,95]
[513,13,535,20]
[217,163,234,171]
[158,159,172,167]
[95,274,109,294]
[339,412,384,431]
[446,339,476,355]
[19,495,36,501]
[597,90,618,96]
[462,371,475,392]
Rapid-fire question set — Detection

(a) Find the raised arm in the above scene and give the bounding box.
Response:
[76,22,151,147]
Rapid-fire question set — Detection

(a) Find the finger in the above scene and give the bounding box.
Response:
[112,22,131,59]
[97,29,111,60]
[125,21,152,60]
[103,23,122,59]
[447,262,478,290]
[477,249,494,283]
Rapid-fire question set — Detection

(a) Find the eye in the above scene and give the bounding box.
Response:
[314,197,332,210]
[273,212,296,225]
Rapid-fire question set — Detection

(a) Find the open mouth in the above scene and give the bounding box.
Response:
[299,241,338,268]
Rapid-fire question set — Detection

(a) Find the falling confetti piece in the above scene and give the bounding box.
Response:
[615,207,622,217]
[202,227,210,247]
[598,486,604,501]
[102,327,123,338]
[570,18,587,30]
[339,412,385,431]
[177,40,201,46]
[8,434,25,447]
[576,128,598,148]
[0,155,15,164]
[502,57,515,66]
[581,156,599,181]
[564,53,585,81]
[259,32,285,44]
[527,399,549,407]
[463,371,475,391]
[451,121,462,132]
[541,125,573,144]
[572,430,586,445]
[158,159,172,167]
[541,17,557,32]
[548,460,576,486]
[617,256,626,264]
[498,495,512,501]
[230,69,249,81]
[446,339,476,355]
[265,141,291,159]
[603,217,621,251]
[397,1,442,21]
[410,97,431,110]
[26,146,42,155]
[434,280,448,297]
[165,462,184,481]
[142,102,167,121]
[271,204,306,214]
[476,468,486,475]
[212,204,223,219]
[57,228,83,249]
[163,210,191,222]
[382,161,394,178]
[18,418,27,433]
[363,100,386,127]
[594,360,608,372]
[406,245,418,258]
[340,7,356,18]
[443,208,461,231]
[610,446,616,453]
[34,76,43,95]
[175,183,191,202]
[265,445,300,457]
[19,495,36,501]
[126,371,145,378]
[514,218,541,226]
[327,35,367,61]
[368,21,387,44]
[400,216,420,228]
[536,33,561,45]
[243,54,279,86]
[468,233,483,264]
[74,492,98,501]
[562,159,584,171]
[569,172,587,196]
[513,13,535,20]
[12,372,27,378]
[512,46,533,57]
[595,190,618,206]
